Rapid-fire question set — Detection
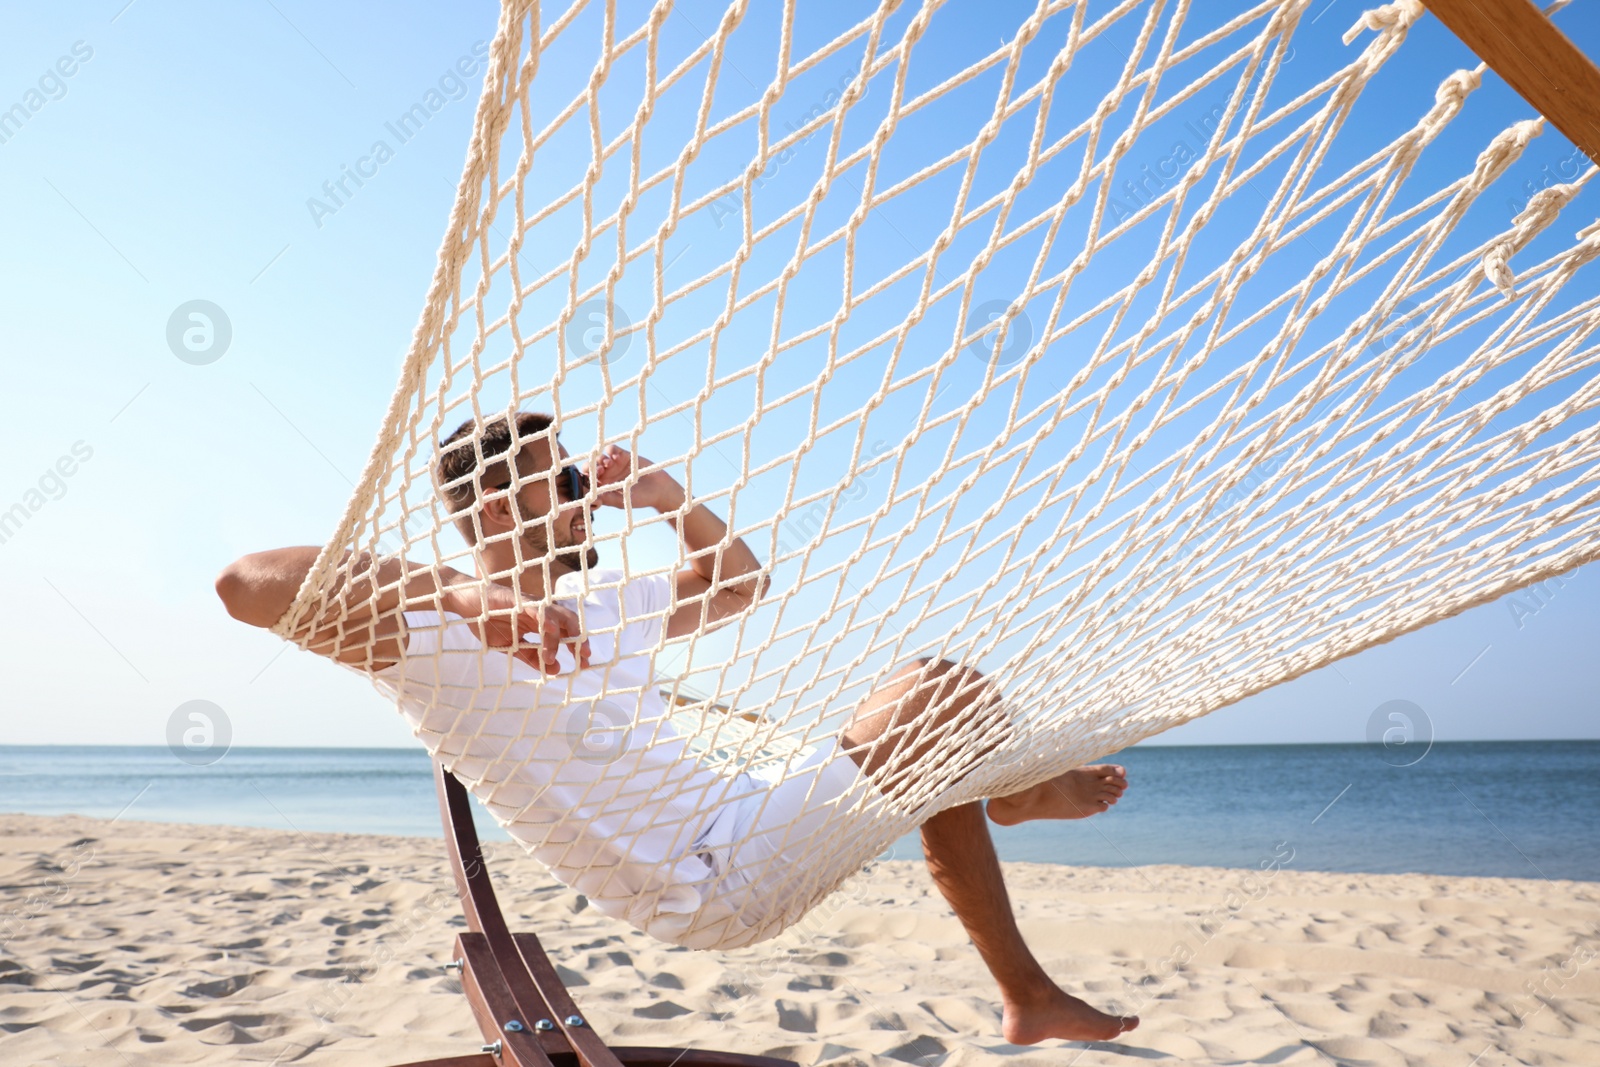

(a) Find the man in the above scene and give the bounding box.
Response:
[216,411,1137,1044]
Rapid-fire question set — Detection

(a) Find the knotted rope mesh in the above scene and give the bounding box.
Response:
[275,0,1600,946]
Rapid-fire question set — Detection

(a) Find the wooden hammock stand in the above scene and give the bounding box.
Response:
[389,764,798,1067]
[385,3,1594,1065]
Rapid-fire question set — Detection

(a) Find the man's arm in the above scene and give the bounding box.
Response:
[591,447,771,639]
[215,548,589,673]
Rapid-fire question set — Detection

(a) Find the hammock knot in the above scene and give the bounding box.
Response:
[1395,70,1481,164]
[1469,119,1544,193]
[1342,0,1425,46]
[1434,68,1481,109]
[1481,182,1582,296]
[1433,68,1478,105]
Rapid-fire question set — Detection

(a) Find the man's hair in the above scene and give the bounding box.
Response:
[436,411,556,529]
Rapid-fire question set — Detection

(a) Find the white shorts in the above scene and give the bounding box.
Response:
[672,736,880,949]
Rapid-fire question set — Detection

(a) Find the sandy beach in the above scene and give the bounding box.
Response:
[1,812,1596,1066]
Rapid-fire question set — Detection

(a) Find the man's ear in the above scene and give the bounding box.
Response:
[479,491,516,533]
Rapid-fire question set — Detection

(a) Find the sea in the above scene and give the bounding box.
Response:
[2,741,1596,881]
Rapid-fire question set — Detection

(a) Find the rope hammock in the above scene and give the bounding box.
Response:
[275,0,1600,949]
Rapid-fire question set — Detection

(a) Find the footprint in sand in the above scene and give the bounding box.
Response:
[775,998,818,1033]
[786,950,846,966]
[555,963,591,987]
[182,973,257,998]
[886,1035,948,1064]
[293,967,361,980]
[323,917,386,937]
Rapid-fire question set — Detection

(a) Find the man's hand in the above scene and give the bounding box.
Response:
[589,445,685,513]
[443,581,592,676]
[586,442,769,640]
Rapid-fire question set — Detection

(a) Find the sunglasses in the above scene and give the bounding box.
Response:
[492,464,589,501]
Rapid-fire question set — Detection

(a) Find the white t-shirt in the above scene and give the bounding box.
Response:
[372,568,749,943]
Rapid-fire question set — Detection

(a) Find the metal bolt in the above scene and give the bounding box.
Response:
[480,1040,502,1056]
[565,1015,585,1027]
[534,1019,555,1032]
[444,959,463,972]
[504,1020,525,1033]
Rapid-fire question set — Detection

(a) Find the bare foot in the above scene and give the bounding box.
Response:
[986,764,1127,827]
[1002,985,1139,1044]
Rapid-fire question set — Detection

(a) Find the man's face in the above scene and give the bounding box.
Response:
[506,439,598,571]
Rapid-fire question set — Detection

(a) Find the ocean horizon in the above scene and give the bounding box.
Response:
[3,739,1596,882]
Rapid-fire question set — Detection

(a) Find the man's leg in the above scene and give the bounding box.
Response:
[839,659,1138,1043]
[922,802,1138,1042]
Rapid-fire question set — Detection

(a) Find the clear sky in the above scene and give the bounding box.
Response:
[0,0,1595,751]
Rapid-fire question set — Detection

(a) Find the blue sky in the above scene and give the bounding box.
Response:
[0,0,1595,750]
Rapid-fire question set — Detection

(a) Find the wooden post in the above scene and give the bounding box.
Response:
[1421,0,1600,165]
